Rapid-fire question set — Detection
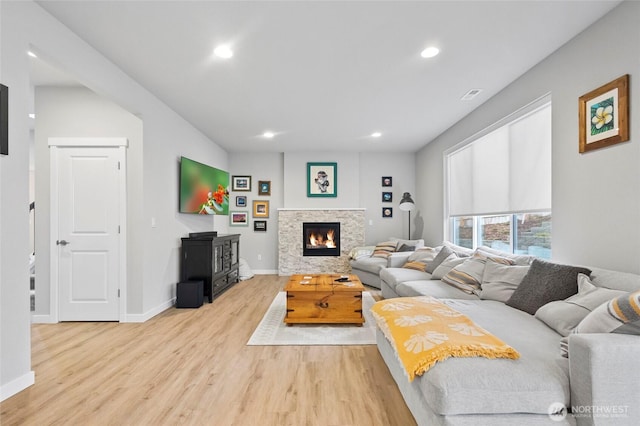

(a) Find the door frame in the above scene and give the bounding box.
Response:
[49,137,128,323]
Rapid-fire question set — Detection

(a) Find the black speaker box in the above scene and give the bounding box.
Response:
[176,280,203,308]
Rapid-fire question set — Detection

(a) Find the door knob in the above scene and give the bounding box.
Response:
[56,240,70,246]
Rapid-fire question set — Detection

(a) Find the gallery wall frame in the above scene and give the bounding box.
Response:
[579,74,629,153]
[382,176,392,187]
[253,200,269,218]
[229,211,249,226]
[307,162,337,197]
[236,196,247,207]
[382,192,392,202]
[232,175,252,191]
[258,180,271,196]
[254,220,267,232]
[382,207,393,218]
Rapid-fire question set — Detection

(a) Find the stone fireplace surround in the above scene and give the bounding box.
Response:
[278,208,365,276]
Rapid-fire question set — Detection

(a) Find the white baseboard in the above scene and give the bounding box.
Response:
[31,314,56,324]
[123,298,175,323]
[252,269,279,275]
[1,371,35,401]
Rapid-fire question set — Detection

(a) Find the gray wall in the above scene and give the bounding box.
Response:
[229,150,416,272]
[416,1,640,273]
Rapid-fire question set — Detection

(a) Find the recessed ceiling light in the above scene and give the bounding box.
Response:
[263,131,275,139]
[371,132,382,138]
[420,47,440,58]
[27,51,37,58]
[213,45,233,59]
[461,89,483,101]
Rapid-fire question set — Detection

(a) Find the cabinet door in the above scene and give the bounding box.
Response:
[231,238,239,266]
[212,243,224,274]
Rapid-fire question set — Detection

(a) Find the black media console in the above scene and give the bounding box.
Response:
[180,234,240,303]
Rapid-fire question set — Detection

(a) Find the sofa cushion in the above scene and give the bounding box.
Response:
[574,290,640,336]
[415,300,569,416]
[535,273,626,336]
[396,280,480,300]
[425,246,454,274]
[477,245,534,266]
[442,241,475,257]
[371,241,398,258]
[431,255,466,280]
[589,267,640,292]
[441,251,514,295]
[506,259,591,315]
[380,267,432,293]
[407,247,438,263]
[479,260,530,302]
[350,256,387,275]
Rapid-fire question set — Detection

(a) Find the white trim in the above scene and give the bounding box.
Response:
[49,145,60,322]
[0,371,35,402]
[31,314,57,324]
[277,208,366,211]
[48,137,128,147]
[253,270,279,275]
[124,299,175,323]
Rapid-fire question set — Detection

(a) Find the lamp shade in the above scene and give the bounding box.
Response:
[399,192,415,211]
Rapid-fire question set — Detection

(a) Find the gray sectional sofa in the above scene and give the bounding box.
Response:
[349,238,424,288]
[375,244,640,425]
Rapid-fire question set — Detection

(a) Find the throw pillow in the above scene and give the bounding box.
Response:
[441,251,515,295]
[425,246,454,274]
[402,261,427,272]
[390,237,425,249]
[431,254,466,280]
[397,244,416,252]
[573,289,640,335]
[371,241,398,259]
[442,241,474,257]
[535,273,627,336]
[505,259,591,315]
[407,247,438,263]
[479,260,530,302]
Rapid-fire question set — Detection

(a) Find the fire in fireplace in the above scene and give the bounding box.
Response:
[303,222,340,256]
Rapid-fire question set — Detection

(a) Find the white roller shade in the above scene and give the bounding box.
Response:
[448,102,551,217]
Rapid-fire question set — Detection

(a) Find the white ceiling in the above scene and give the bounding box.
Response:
[35,0,620,153]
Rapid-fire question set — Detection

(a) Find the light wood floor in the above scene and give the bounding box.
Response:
[1,275,416,426]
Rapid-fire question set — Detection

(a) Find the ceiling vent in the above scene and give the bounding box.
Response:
[461,89,483,101]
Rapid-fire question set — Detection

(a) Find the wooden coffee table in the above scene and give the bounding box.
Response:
[284,274,365,325]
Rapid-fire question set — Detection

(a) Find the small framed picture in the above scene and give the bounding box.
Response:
[578,74,629,153]
[232,175,252,192]
[236,196,247,207]
[258,180,271,196]
[382,176,392,187]
[253,200,269,218]
[254,220,267,232]
[229,211,249,226]
[382,207,393,218]
[382,192,392,202]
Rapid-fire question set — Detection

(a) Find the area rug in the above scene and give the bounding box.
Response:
[247,292,377,346]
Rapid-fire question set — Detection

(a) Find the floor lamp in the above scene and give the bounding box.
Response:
[399,192,415,239]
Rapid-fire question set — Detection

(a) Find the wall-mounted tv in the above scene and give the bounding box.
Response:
[179,156,229,215]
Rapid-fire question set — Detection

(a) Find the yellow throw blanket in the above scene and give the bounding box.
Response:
[371,296,519,381]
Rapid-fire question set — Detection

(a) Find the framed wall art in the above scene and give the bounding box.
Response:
[253,200,269,218]
[254,220,267,232]
[579,74,629,153]
[382,192,392,202]
[382,207,393,218]
[229,211,249,226]
[258,180,271,196]
[0,84,7,155]
[307,162,337,197]
[382,176,392,187]
[232,175,252,192]
[235,196,247,207]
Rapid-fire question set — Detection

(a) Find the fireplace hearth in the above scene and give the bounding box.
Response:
[303,222,340,256]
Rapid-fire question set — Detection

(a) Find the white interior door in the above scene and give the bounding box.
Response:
[51,140,126,321]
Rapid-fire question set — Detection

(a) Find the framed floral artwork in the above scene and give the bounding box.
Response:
[579,74,629,153]
[253,200,269,218]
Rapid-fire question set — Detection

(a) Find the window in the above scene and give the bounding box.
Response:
[445,96,552,258]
